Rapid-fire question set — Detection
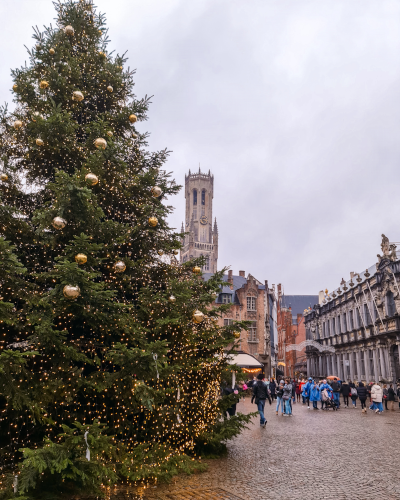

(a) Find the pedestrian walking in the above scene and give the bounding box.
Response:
[357,382,368,412]
[269,378,277,400]
[319,380,333,410]
[310,381,321,410]
[304,377,313,409]
[276,380,285,416]
[252,373,269,427]
[383,384,389,411]
[340,380,350,407]
[295,379,302,403]
[388,384,395,411]
[349,381,358,408]
[283,378,293,416]
[331,379,341,408]
[371,382,384,414]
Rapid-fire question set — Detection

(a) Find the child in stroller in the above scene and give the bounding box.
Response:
[321,388,338,411]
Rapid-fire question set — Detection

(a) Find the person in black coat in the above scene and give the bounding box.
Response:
[340,381,350,407]
[269,379,277,400]
[252,374,270,427]
[357,382,368,412]
[388,384,396,411]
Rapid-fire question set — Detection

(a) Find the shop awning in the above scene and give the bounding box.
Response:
[226,352,263,368]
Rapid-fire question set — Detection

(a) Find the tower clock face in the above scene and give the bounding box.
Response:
[200,215,208,225]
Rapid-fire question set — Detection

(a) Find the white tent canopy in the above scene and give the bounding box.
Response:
[226,352,263,368]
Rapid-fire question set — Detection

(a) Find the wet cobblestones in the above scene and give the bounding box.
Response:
[108,397,400,499]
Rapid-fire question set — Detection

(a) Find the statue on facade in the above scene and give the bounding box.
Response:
[377,234,397,263]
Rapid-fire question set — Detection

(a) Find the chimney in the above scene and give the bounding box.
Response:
[277,284,282,297]
[319,290,325,304]
[239,270,245,277]
[228,270,233,285]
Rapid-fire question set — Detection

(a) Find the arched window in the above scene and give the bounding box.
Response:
[201,189,206,205]
[193,189,197,205]
[386,291,396,316]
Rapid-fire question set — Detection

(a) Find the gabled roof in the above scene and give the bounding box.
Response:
[202,272,265,305]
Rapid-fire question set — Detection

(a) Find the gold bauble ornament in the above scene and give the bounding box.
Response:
[1,174,8,181]
[169,295,176,303]
[12,84,18,91]
[148,216,158,227]
[75,253,87,265]
[107,85,113,92]
[129,114,137,123]
[151,186,162,197]
[64,25,75,36]
[173,249,179,256]
[49,48,55,55]
[85,173,99,186]
[36,138,44,146]
[192,266,201,275]
[107,131,113,137]
[52,216,66,230]
[63,285,80,299]
[99,51,106,57]
[193,310,204,324]
[94,137,107,149]
[158,250,164,256]
[233,331,241,339]
[39,80,49,89]
[72,90,84,102]
[13,120,23,129]
[32,111,43,122]
[131,132,138,139]
[114,261,126,273]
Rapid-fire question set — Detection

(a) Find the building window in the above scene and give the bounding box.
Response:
[326,320,330,337]
[373,302,379,321]
[386,291,396,317]
[193,189,197,205]
[364,303,372,325]
[248,321,257,342]
[337,315,341,334]
[203,255,209,271]
[322,322,326,338]
[356,308,362,328]
[247,296,256,311]
[224,319,233,326]
[332,318,335,336]
[221,293,231,304]
[349,310,354,330]
[201,189,206,205]
[342,313,347,332]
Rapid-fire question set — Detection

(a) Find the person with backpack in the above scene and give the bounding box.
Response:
[349,381,358,408]
[303,377,313,409]
[310,381,321,410]
[282,378,293,416]
[331,379,341,409]
[295,379,302,403]
[371,382,384,414]
[340,380,350,407]
[357,382,368,413]
[252,373,269,427]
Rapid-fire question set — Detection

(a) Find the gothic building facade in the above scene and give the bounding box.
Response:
[180,169,218,273]
[304,235,400,384]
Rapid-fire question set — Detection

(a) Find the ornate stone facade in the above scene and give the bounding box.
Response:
[304,235,400,383]
[180,168,218,273]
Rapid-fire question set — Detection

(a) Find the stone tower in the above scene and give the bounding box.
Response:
[180,168,218,273]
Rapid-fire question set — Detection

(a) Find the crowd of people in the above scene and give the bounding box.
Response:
[244,374,400,425]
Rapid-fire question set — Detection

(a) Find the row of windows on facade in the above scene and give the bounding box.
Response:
[320,292,396,338]
[192,189,206,206]
[314,350,391,379]
[224,319,258,341]
[219,295,257,310]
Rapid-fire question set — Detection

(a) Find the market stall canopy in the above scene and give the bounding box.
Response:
[226,352,263,368]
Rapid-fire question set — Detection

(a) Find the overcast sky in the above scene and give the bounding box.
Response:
[1,0,400,295]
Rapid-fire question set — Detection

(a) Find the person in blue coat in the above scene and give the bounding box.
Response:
[319,380,333,410]
[309,382,321,410]
[303,377,313,409]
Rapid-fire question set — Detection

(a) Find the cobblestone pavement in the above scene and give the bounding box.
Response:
[110,397,400,500]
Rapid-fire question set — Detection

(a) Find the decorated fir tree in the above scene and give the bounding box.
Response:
[0,1,251,498]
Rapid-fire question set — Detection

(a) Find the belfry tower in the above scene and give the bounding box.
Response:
[180,168,218,273]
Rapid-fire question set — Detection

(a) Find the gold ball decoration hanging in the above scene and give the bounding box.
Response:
[13,120,23,129]
[94,138,107,150]
[107,131,113,137]
[233,331,241,339]
[151,186,162,198]
[173,250,179,256]
[192,266,201,275]
[36,138,44,146]
[72,91,84,102]
[107,85,113,92]
[129,114,137,123]
[32,111,43,122]
[39,80,49,89]
[99,51,106,57]
[85,173,99,186]
[193,310,205,324]
[75,253,87,265]
[52,217,67,230]
[1,174,8,181]
[49,48,55,55]
[64,25,75,36]
[63,285,80,299]
[12,84,18,91]
[148,216,158,227]
[113,261,126,273]
[169,295,176,303]
[158,250,164,256]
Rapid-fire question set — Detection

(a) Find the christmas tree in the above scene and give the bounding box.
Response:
[0,1,251,498]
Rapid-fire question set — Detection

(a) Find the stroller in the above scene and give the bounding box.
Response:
[321,389,338,411]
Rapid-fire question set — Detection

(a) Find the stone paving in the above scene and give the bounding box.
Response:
[107,397,400,500]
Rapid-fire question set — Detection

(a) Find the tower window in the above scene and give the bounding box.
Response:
[193,189,197,205]
[202,189,205,205]
[248,322,257,341]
